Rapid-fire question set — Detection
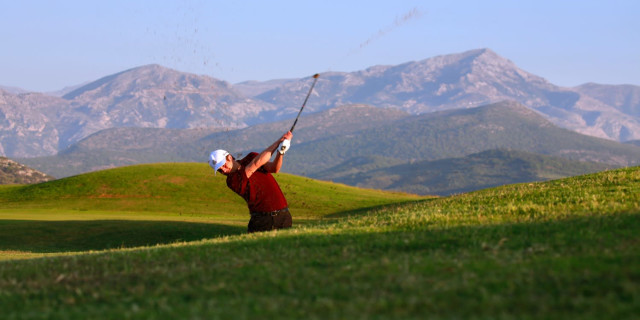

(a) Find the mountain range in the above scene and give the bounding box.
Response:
[4,48,640,193]
[18,102,640,186]
[2,48,640,160]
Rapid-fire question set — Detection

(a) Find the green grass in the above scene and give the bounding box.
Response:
[0,163,422,218]
[0,219,244,253]
[0,164,639,319]
[0,163,423,259]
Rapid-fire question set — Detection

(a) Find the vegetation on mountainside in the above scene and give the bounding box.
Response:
[314,149,613,195]
[19,102,640,182]
[286,102,640,175]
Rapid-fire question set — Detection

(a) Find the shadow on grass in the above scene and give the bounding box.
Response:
[0,213,638,319]
[325,198,435,219]
[0,220,246,253]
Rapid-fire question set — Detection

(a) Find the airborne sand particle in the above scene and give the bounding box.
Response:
[327,7,424,72]
[355,7,423,52]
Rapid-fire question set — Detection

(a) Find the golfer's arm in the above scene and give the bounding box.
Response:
[265,152,284,173]
[245,138,282,176]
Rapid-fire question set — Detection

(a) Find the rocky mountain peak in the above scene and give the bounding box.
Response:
[63,64,232,100]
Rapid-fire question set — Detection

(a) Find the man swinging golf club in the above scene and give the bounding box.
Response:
[208,74,319,233]
[209,130,293,233]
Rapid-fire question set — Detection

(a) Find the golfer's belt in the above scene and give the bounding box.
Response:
[250,207,289,217]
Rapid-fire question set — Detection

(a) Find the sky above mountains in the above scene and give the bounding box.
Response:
[1,0,638,92]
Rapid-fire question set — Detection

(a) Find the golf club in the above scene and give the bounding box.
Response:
[279,73,319,154]
[290,73,320,133]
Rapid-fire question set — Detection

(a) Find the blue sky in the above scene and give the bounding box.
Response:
[1,0,638,92]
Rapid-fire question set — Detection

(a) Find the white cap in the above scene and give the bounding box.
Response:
[209,149,229,174]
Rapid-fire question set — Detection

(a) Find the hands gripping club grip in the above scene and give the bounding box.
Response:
[279,139,290,155]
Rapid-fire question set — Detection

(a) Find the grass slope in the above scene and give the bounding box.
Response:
[0,163,422,218]
[0,162,424,255]
[0,166,639,319]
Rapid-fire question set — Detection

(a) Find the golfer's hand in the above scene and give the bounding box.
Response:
[282,131,293,141]
[278,131,293,155]
[278,139,290,154]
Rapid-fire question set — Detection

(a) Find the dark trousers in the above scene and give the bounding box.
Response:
[248,208,292,233]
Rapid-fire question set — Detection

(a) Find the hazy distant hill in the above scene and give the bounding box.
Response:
[19,102,640,180]
[282,101,640,176]
[20,127,224,178]
[233,78,298,97]
[575,83,640,117]
[312,149,612,196]
[0,86,29,94]
[0,89,67,157]
[0,157,54,184]
[18,104,409,178]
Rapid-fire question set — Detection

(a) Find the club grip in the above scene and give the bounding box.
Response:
[279,139,291,154]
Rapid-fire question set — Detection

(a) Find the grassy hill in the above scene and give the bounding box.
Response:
[0,163,423,254]
[0,162,422,218]
[314,149,613,196]
[0,164,638,318]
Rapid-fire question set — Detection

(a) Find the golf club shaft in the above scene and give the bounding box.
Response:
[290,73,319,133]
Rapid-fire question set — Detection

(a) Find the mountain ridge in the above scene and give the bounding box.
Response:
[18,101,640,181]
[2,48,640,159]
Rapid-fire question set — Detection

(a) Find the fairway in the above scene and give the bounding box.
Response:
[0,164,638,319]
[0,163,424,259]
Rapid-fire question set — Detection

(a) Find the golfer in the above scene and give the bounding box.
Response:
[209,131,293,233]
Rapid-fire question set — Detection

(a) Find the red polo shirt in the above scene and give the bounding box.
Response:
[226,152,288,213]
